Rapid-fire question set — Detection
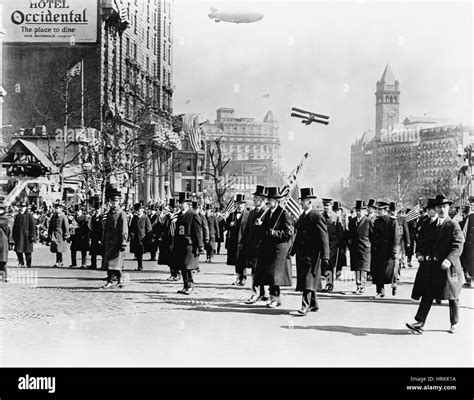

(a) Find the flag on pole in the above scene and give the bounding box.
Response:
[114,0,128,22]
[224,198,235,215]
[182,114,202,152]
[280,153,309,220]
[67,61,81,81]
[285,184,301,220]
[279,152,308,198]
[406,204,421,222]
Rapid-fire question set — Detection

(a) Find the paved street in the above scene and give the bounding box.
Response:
[0,244,472,367]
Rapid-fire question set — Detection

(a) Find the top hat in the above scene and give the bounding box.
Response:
[321,197,333,204]
[133,203,143,212]
[252,185,267,197]
[367,199,377,208]
[333,201,341,211]
[299,187,317,200]
[389,202,397,212]
[377,201,390,210]
[168,198,176,208]
[265,187,283,199]
[355,200,366,209]
[192,201,198,209]
[108,188,122,200]
[234,194,246,203]
[177,192,192,204]
[426,198,437,209]
[205,204,211,210]
[462,205,471,214]
[434,194,453,206]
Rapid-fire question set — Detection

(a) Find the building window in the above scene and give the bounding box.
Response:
[163,43,166,61]
[146,57,149,73]
[147,28,150,48]
[168,46,171,64]
[147,3,150,22]
[126,37,130,56]
[167,72,171,86]
[133,43,137,59]
[134,11,137,34]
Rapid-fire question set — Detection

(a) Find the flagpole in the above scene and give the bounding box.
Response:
[64,67,68,145]
[80,59,84,129]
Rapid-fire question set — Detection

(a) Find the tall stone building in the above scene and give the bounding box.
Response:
[202,107,281,200]
[2,0,177,205]
[349,64,472,206]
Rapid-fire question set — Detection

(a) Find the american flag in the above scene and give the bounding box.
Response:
[280,153,309,220]
[114,0,128,22]
[67,61,81,81]
[224,198,235,215]
[406,204,421,222]
[169,211,180,236]
[285,184,301,220]
[182,114,201,152]
[279,153,308,197]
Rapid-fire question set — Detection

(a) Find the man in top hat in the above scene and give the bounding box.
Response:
[367,199,378,221]
[407,195,465,334]
[0,202,11,282]
[225,194,250,286]
[347,200,373,294]
[12,201,36,268]
[370,201,398,298]
[460,205,473,287]
[204,204,220,262]
[173,192,204,295]
[254,187,294,308]
[48,202,69,268]
[245,185,269,303]
[320,197,344,292]
[291,188,329,315]
[193,201,209,273]
[332,201,347,280]
[69,206,91,269]
[147,205,160,261]
[101,189,128,288]
[158,197,180,280]
[129,203,152,271]
[216,207,226,255]
[389,202,410,272]
[88,204,103,269]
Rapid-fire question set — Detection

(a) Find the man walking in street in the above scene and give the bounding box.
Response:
[48,202,69,268]
[347,200,373,294]
[129,203,152,271]
[174,192,204,295]
[70,207,91,269]
[158,198,180,280]
[88,204,103,269]
[101,189,129,289]
[291,188,329,315]
[245,185,269,303]
[407,195,465,334]
[204,204,220,262]
[12,202,36,268]
[255,187,294,308]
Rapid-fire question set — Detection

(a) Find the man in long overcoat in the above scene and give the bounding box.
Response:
[371,201,397,298]
[216,209,226,255]
[225,194,250,286]
[407,195,465,334]
[129,203,152,271]
[12,202,36,268]
[291,188,329,315]
[245,185,269,303]
[48,203,69,268]
[0,203,11,282]
[173,192,204,295]
[158,198,180,280]
[347,200,373,294]
[88,205,103,269]
[101,189,128,289]
[255,187,294,308]
[204,204,220,262]
[70,207,91,268]
[147,206,160,261]
[460,205,473,287]
[321,197,345,292]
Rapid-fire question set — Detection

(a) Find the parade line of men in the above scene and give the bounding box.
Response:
[0,185,471,333]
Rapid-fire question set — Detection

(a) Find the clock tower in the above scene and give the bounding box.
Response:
[375,64,400,137]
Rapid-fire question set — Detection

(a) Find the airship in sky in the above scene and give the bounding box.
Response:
[208,7,264,24]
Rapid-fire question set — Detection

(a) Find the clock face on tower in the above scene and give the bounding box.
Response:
[388,109,396,117]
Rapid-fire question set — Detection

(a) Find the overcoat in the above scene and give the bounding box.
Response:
[291,209,329,291]
[172,209,204,271]
[102,207,128,270]
[70,214,91,252]
[460,214,474,277]
[129,214,152,254]
[48,213,70,253]
[157,212,174,266]
[90,212,104,256]
[245,206,267,271]
[217,216,226,243]
[205,214,220,248]
[255,205,293,287]
[225,210,250,268]
[347,215,373,272]
[412,216,465,300]
[145,212,160,254]
[0,214,11,263]
[371,215,397,284]
[12,211,36,253]
[322,210,345,273]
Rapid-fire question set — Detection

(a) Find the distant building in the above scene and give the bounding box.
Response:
[202,107,281,200]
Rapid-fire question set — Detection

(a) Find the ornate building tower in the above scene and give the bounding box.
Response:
[375,64,400,137]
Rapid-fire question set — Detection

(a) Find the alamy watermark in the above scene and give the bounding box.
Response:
[379,125,420,145]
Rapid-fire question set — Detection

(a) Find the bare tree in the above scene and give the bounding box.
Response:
[204,136,231,208]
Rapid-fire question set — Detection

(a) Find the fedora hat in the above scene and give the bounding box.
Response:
[235,194,246,203]
[265,187,283,199]
[355,200,366,209]
[434,194,453,206]
[367,198,377,208]
[252,185,267,197]
[299,187,317,200]
[426,198,437,209]
[377,201,390,210]
[177,192,192,204]
[321,197,333,204]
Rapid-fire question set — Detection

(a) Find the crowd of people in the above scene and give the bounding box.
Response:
[0,184,472,334]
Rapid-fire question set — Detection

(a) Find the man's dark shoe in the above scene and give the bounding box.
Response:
[297,307,309,316]
[406,321,424,333]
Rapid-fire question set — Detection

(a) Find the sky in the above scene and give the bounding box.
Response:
[172,0,473,193]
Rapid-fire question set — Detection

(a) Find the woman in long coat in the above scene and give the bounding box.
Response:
[48,204,70,267]
[0,204,11,281]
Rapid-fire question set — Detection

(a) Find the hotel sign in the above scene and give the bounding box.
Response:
[3,0,98,43]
